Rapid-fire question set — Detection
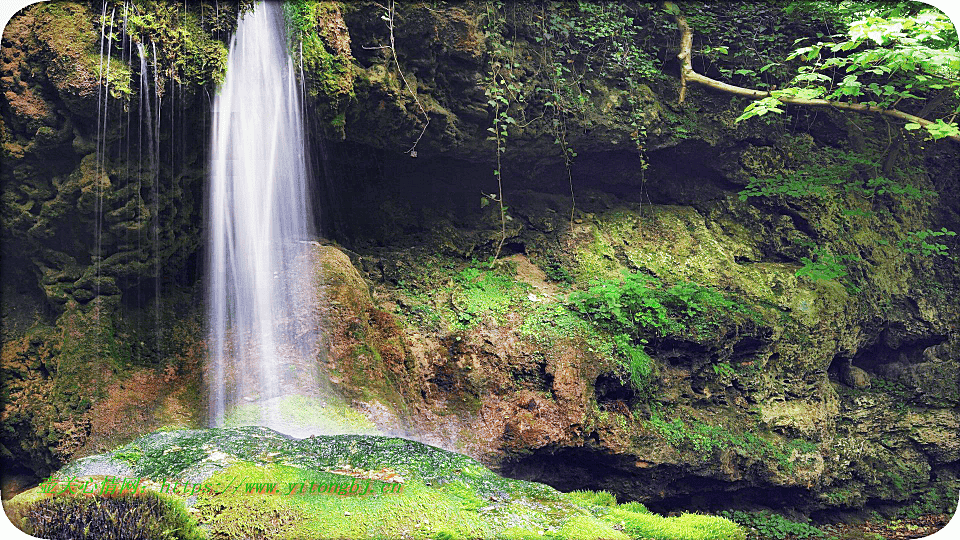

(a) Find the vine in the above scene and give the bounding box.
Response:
[363,0,430,157]
[479,2,668,259]
[484,63,511,264]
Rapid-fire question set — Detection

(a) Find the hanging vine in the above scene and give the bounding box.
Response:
[363,0,430,156]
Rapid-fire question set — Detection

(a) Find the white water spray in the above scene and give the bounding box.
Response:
[208,2,318,431]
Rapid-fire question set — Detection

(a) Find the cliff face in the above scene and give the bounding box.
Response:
[2,0,959,520]
[296,0,960,517]
[1,0,243,479]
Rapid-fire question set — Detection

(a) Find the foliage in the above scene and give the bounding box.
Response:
[732,3,959,141]
[711,362,735,378]
[738,146,936,202]
[568,272,742,340]
[537,2,662,157]
[283,0,355,133]
[481,1,669,246]
[896,481,959,519]
[647,407,819,472]
[683,2,798,89]
[613,333,653,396]
[898,227,957,256]
[484,60,513,262]
[568,272,752,394]
[719,510,827,540]
[450,261,527,329]
[98,0,247,89]
[795,248,859,293]
[739,141,952,280]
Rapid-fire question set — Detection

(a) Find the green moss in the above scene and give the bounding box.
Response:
[396,258,536,333]
[39,427,746,539]
[32,2,100,99]
[605,509,746,540]
[221,394,378,435]
[283,0,355,133]
[190,460,492,539]
[104,0,246,90]
[499,527,549,540]
[574,227,621,282]
[647,407,819,473]
[557,514,630,540]
[9,491,204,540]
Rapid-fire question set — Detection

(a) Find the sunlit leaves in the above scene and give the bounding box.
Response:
[735,96,785,122]
[734,4,959,140]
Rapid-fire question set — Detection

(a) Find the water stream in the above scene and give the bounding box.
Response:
[208,2,318,432]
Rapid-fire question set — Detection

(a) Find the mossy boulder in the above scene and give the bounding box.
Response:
[6,426,745,540]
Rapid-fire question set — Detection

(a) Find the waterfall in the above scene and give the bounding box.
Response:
[208,2,318,432]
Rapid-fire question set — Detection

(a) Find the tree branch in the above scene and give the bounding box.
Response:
[669,4,960,144]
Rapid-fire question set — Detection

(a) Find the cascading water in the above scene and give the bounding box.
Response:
[208,2,318,432]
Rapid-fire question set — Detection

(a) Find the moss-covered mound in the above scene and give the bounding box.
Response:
[5,426,744,540]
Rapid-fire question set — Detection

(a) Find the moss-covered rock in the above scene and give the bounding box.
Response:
[6,427,745,540]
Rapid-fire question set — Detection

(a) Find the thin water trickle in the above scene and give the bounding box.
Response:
[208,2,319,433]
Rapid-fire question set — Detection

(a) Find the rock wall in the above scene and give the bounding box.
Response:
[1,0,244,479]
[302,0,960,519]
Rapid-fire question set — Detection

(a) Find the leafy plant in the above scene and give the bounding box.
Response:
[450,262,524,328]
[568,273,755,394]
[568,272,741,340]
[484,65,513,264]
[739,146,936,202]
[719,510,827,540]
[712,362,735,378]
[728,4,960,142]
[795,248,857,288]
[898,227,956,256]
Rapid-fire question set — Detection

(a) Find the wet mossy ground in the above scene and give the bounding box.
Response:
[7,427,745,540]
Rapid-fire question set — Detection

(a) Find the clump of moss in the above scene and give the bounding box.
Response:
[8,491,203,540]
[105,0,250,90]
[606,509,746,540]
